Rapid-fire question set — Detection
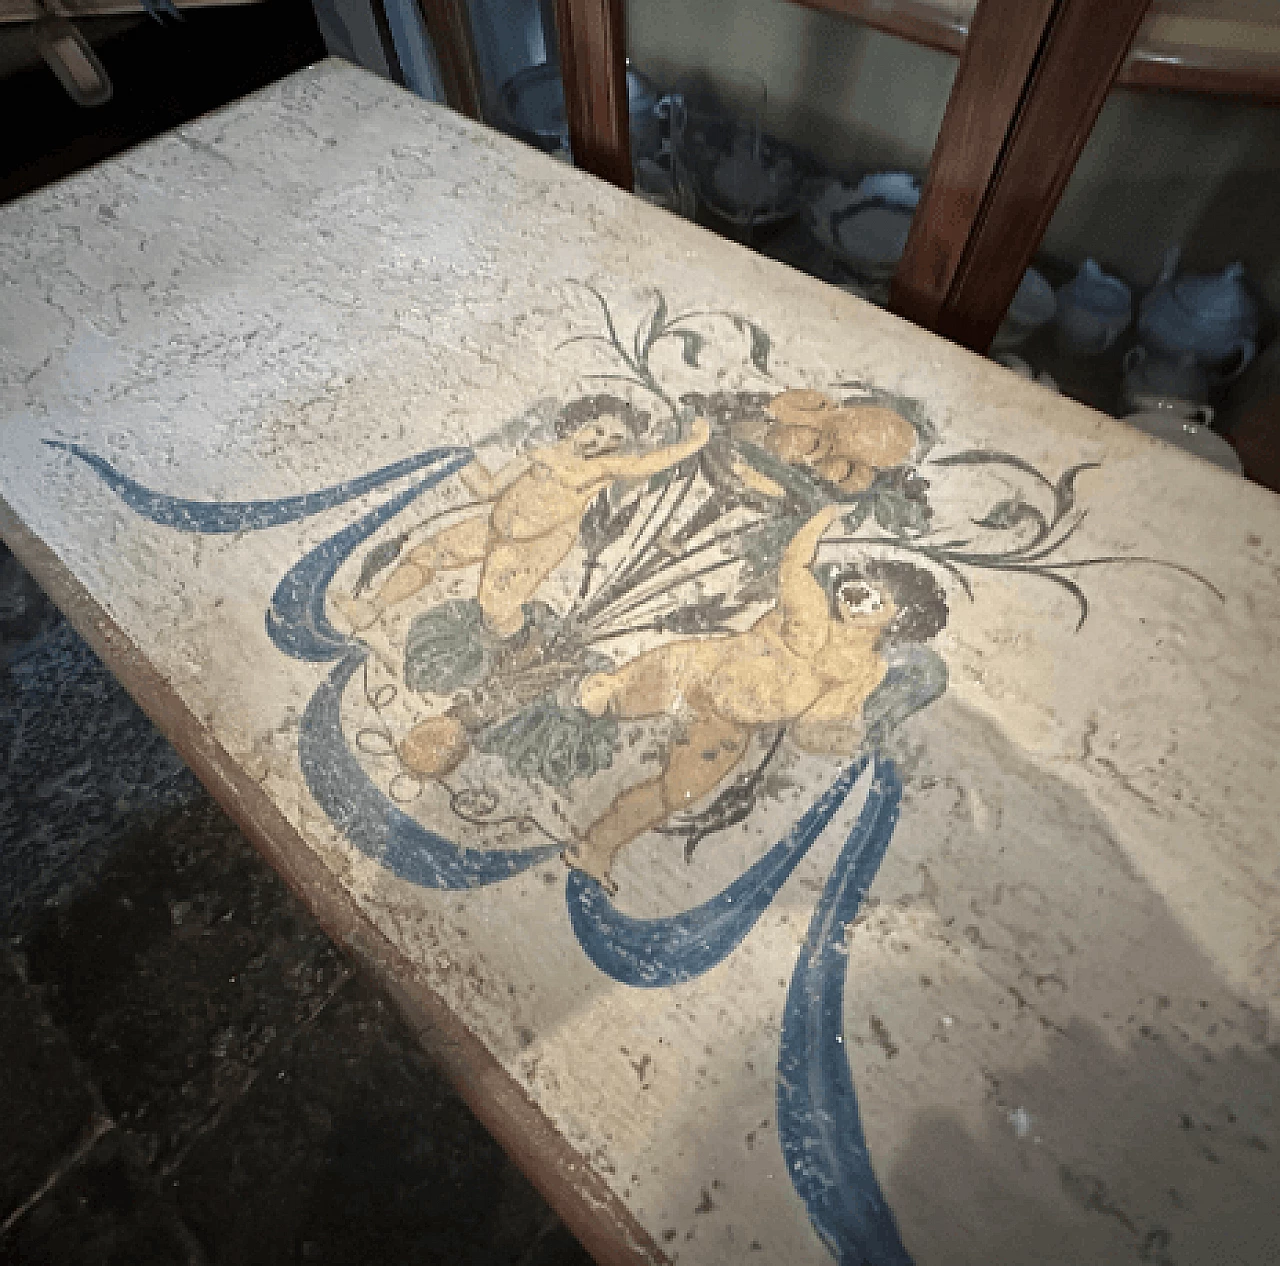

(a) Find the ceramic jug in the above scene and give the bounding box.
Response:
[991,268,1056,352]
[1054,259,1132,356]
[1122,346,1213,414]
[1137,253,1259,379]
[817,172,920,283]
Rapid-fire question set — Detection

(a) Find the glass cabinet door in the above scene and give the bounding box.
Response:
[991,33,1280,484]
[625,0,964,304]
[463,0,979,307]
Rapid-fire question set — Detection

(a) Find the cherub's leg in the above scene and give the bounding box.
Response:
[345,516,492,630]
[664,713,750,811]
[579,640,710,720]
[566,712,749,889]
[479,520,580,638]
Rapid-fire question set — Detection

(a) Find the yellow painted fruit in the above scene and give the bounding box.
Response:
[822,406,916,468]
[766,388,833,427]
[765,424,830,465]
[837,461,876,494]
[399,715,469,777]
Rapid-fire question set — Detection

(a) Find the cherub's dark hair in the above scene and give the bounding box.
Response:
[823,558,948,643]
[555,394,649,440]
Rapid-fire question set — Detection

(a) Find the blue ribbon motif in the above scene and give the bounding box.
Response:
[266,455,470,662]
[565,753,872,987]
[44,439,469,535]
[298,648,557,888]
[777,759,913,1265]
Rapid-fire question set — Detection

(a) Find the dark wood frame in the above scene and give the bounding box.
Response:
[552,0,633,189]
[888,0,1058,334]
[892,0,1153,351]
[925,0,1154,351]
[417,0,484,119]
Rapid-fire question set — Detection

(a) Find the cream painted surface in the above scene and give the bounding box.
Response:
[1,62,1278,1265]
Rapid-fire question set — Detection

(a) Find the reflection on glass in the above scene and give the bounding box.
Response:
[669,72,811,244]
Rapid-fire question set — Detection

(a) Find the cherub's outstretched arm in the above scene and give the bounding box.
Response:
[603,416,712,481]
[777,502,845,660]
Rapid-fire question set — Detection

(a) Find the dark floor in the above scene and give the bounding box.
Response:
[0,542,592,1265]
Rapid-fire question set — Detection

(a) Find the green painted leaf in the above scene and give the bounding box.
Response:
[729,315,772,375]
[972,497,1048,543]
[873,490,931,536]
[645,292,669,355]
[672,328,706,367]
[477,699,619,789]
[1053,462,1101,524]
[932,449,1053,489]
[404,600,492,694]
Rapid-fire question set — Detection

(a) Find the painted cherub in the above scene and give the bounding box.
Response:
[567,499,898,889]
[341,404,711,639]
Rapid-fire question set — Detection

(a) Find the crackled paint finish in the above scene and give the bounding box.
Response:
[2,61,1279,1266]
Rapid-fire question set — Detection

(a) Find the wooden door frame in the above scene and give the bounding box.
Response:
[892,0,1153,352]
[552,0,633,190]
[889,0,1057,333]
[416,0,1151,334]
[417,0,484,120]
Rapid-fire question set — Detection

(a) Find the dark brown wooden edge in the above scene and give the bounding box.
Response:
[416,0,485,120]
[0,498,668,1266]
[552,0,633,190]
[889,0,1058,331]
[933,0,1152,351]
[780,0,1280,102]
[1120,52,1280,105]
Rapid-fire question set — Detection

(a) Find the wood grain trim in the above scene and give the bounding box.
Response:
[417,0,484,120]
[889,0,1057,330]
[552,0,633,191]
[777,0,1280,100]
[934,0,1152,351]
[783,0,967,57]
[0,500,668,1266]
[1119,53,1280,104]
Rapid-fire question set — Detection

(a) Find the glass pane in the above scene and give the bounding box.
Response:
[999,81,1280,485]
[466,0,556,129]
[464,0,968,307]
[626,0,963,303]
